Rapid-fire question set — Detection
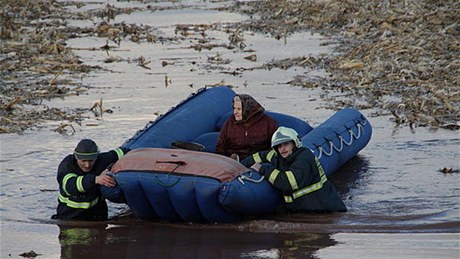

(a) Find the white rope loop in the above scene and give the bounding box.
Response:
[316,118,367,159]
[237,171,265,185]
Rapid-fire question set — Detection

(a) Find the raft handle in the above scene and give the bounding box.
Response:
[154,175,181,187]
[237,171,265,185]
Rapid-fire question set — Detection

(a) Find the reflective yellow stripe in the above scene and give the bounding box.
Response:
[58,194,99,209]
[62,173,77,196]
[76,176,85,193]
[294,174,327,197]
[284,157,328,203]
[74,151,99,157]
[284,175,327,203]
[60,229,93,246]
[254,150,277,164]
[315,157,326,178]
[114,148,124,159]
[285,196,293,203]
[268,169,281,184]
[285,170,299,190]
[253,153,262,163]
[266,150,276,162]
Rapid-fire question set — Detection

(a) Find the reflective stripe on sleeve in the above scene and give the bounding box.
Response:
[266,150,276,162]
[62,173,77,196]
[114,148,124,159]
[284,174,327,203]
[58,194,99,209]
[285,170,299,191]
[76,175,85,193]
[315,157,326,178]
[268,169,281,185]
[284,157,328,203]
[253,153,262,163]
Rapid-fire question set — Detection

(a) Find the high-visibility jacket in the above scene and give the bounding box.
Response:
[52,147,129,220]
[241,147,347,212]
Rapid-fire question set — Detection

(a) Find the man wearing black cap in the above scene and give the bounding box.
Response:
[52,139,129,221]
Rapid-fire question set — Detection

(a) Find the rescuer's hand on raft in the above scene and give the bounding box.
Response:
[251,163,261,172]
[95,169,116,187]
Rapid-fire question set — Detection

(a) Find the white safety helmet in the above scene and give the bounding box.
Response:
[271,126,302,148]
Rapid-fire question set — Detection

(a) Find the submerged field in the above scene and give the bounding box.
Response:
[1,0,458,133]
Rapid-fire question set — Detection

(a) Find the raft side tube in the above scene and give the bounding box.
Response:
[122,86,235,150]
[100,184,126,204]
[115,172,158,219]
[195,180,241,223]
[114,171,241,222]
[267,111,313,137]
[192,132,220,153]
[139,173,182,221]
[167,176,206,222]
[302,108,372,176]
[218,171,284,215]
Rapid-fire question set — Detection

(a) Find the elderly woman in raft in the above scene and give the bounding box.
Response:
[216,94,278,161]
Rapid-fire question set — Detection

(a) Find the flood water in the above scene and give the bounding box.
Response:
[1,1,459,258]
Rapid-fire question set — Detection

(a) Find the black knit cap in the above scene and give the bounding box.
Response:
[74,139,99,160]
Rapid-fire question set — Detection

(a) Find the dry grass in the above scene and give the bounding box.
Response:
[237,0,459,129]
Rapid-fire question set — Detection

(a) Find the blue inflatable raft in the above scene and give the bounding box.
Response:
[102,86,372,223]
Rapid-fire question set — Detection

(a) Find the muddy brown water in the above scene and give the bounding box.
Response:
[1,1,459,258]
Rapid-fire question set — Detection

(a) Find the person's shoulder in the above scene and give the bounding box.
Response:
[61,154,74,163]
[58,154,75,170]
[223,116,236,125]
[262,113,277,123]
[100,149,118,157]
[298,147,312,153]
[297,147,315,158]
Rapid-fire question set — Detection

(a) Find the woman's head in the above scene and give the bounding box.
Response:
[233,95,243,121]
[271,127,302,158]
[232,94,264,122]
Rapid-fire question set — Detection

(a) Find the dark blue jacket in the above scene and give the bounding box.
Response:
[52,147,128,220]
[241,147,347,212]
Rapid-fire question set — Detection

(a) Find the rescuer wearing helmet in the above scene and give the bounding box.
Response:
[241,127,347,212]
[52,139,130,221]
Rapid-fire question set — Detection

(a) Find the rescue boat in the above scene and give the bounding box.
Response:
[101,86,372,223]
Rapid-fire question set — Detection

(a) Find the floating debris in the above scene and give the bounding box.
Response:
[244,54,257,62]
[207,53,231,64]
[90,98,112,117]
[0,0,97,133]
[19,250,41,258]
[52,123,76,135]
[137,55,151,69]
[2,0,458,134]
[164,74,172,87]
[236,0,459,129]
[438,167,459,174]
